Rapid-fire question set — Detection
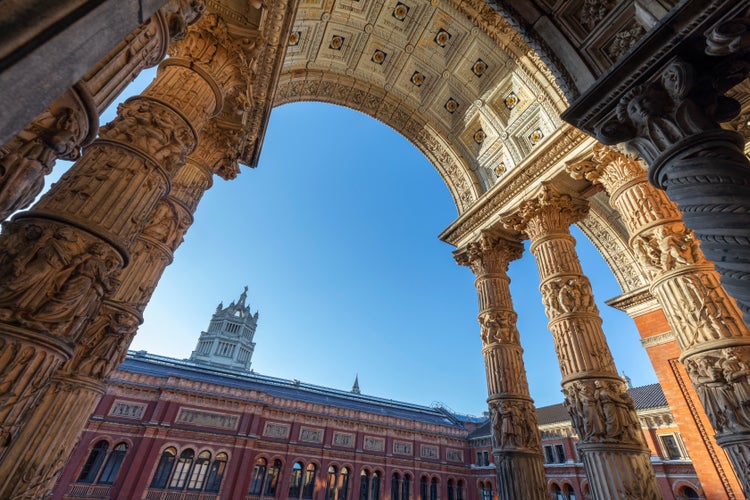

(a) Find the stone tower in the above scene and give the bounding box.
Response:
[190,287,259,372]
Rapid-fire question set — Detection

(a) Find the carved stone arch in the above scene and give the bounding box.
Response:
[274,72,482,214]
[575,197,649,295]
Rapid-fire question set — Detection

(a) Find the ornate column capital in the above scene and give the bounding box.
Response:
[454,232,523,276]
[167,12,261,116]
[596,58,744,172]
[567,144,647,195]
[501,183,588,240]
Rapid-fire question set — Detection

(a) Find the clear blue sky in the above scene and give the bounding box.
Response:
[55,68,657,416]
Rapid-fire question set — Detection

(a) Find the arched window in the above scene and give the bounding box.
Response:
[371,471,381,500]
[563,484,575,500]
[419,476,428,500]
[680,486,700,500]
[456,481,464,500]
[98,442,128,485]
[391,473,401,500]
[326,466,338,500]
[289,462,304,498]
[429,478,438,500]
[447,479,455,500]
[402,475,411,500]
[360,470,370,500]
[78,440,108,483]
[302,463,317,499]
[150,447,177,489]
[339,467,351,500]
[205,452,228,493]
[481,482,492,500]
[169,449,195,489]
[250,458,269,496]
[266,459,282,497]
[188,451,211,490]
[551,484,563,500]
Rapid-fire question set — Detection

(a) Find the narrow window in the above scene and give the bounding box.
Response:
[481,483,492,500]
[543,445,554,464]
[563,484,575,500]
[555,444,566,463]
[659,434,684,460]
[204,452,228,493]
[250,458,268,495]
[482,451,489,466]
[98,442,128,485]
[265,459,282,496]
[77,440,108,483]
[150,447,177,489]
[188,451,211,490]
[326,466,337,500]
[302,463,317,499]
[402,475,411,500]
[289,462,304,498]
[391,473,400,500]
[339,467,351,500]
[419,476,428,500]
[371,471,381,500]
[429,478,437,500]
[456,481,464,500]
[360,470,370,500]
[169,449,195,489]
[447,479,454,500]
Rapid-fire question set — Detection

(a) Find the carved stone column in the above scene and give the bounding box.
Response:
[596,58,750,328]
[0,0,206,221]
[454,233,546,500]
[0,11,252,463]
[0,118,242,498]
[502,183,662,500]
[568,144,750,494]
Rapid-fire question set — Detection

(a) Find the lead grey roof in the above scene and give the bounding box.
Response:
[118,351,465,429]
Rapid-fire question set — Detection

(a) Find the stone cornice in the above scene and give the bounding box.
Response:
[439,125,591,247]
[640,331,676,348]
[605,287,659,318]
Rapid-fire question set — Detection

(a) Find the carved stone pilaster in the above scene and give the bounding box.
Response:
[455,233,546,500]
[501,183,661,500]
[0,7,257,478]
[595,56,750,329]
[569,145,750,493]
[0,0,207,222]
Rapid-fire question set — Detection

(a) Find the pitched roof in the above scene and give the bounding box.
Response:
[469,383,669,432]
[117,351,466,429]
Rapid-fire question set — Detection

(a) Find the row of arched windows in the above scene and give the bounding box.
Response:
[78,443,472,498]
[150,447,228,492]
[77,441,128,485]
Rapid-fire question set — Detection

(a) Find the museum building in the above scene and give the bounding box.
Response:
[52,291,702,500]
[3,0,750,498]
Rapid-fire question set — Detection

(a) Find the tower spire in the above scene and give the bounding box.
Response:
[351,374,361,394]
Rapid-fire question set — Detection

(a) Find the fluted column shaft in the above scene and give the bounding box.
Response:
[0,0,206,221]
[569,145,750,495]
[455,234,546,500]
[502,184,662,500]
[0,10,252,465]
[0,119,241,498]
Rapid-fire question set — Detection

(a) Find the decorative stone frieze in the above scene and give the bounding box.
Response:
[567,144,750,493]
[501,183,661,500]
[454,233,546,500]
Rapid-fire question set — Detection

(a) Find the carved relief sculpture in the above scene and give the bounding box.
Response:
[501,183,661,500]
[455,233,546,500]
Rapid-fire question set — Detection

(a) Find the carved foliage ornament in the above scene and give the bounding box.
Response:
[455,234,522,275]
[501,184,588,238]
[596,59,743,165]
